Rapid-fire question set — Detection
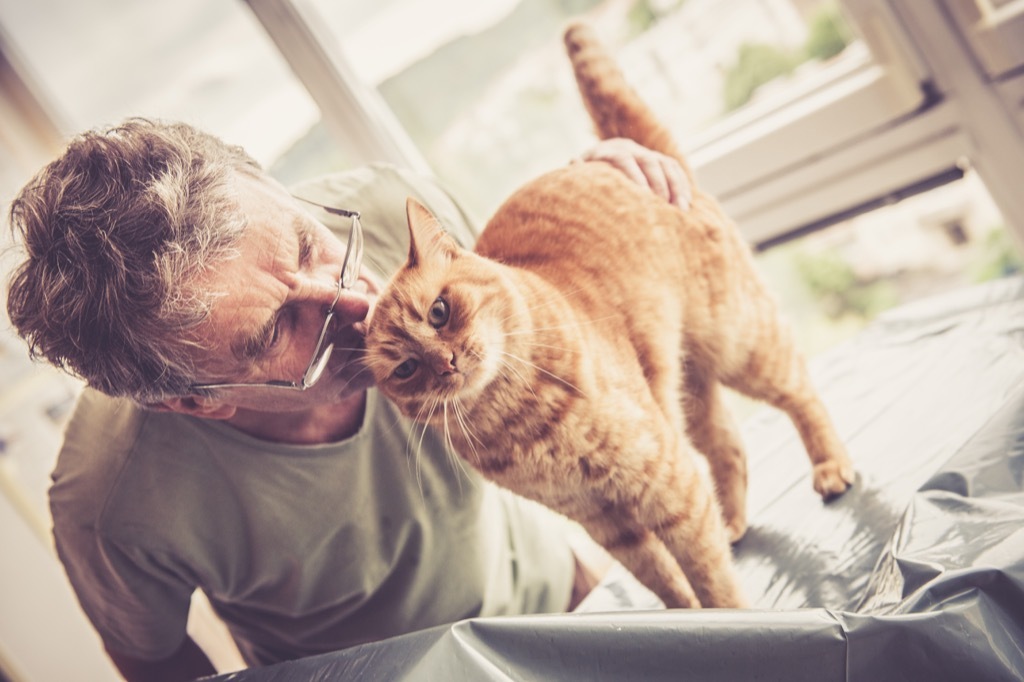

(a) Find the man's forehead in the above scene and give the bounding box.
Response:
[189,180,310,374]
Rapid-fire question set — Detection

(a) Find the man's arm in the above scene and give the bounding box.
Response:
[106,636,216,682]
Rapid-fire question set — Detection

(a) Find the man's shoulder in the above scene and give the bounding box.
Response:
[62,387,148,451]
[51,389,200,524]
[290,165,479,277]
[55,388,147,491]
[290,163,464,215]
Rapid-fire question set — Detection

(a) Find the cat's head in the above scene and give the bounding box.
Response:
[364,199,507,420]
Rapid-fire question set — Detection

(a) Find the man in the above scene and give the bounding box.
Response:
[5,118,689,680]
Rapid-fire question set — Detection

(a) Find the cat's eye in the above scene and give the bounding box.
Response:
[428,297,450,328]
[394,358,419,379]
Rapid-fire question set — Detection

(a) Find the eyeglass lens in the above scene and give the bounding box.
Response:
[300,214,363,388]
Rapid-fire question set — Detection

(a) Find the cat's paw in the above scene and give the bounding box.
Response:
[812,460,855,500]
[717,498,747,543]
[725,518,747,544]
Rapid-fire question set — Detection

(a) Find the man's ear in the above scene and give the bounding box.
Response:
[148,395,238,420]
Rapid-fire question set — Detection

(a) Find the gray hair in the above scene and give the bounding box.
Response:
[5,118,262,403]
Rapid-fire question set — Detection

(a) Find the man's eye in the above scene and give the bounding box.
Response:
[394,358,419,379]
[264,309,296,354]
[268,321,282,349]
[428,297,450,329]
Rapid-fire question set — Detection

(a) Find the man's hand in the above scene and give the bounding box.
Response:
[574,137,692,210]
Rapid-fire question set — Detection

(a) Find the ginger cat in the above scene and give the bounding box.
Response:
[364,22,854,609]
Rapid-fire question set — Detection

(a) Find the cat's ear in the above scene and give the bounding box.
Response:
[406,197,460,267]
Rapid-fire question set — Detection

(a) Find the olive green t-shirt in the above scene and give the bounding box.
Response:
[49,164,574,666]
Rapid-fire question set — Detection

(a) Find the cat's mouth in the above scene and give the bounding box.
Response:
[435,371,467,397]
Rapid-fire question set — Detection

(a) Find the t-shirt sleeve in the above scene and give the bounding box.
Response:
[51,511,195,660]
[49,391,196,661]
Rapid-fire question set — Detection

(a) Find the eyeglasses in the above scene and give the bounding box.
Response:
[188,197,363,394]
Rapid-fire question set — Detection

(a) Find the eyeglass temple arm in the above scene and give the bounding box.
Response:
[292,195,360,219]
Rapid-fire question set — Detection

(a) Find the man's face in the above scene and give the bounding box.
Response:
[189,171,381,413]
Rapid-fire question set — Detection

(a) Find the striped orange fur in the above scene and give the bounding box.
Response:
[364,22,853,609]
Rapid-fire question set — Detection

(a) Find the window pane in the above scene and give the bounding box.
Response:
[754,170,1018,356]
[0,0,337,174]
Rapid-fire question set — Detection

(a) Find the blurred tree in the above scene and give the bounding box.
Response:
[723,2,854,112]
[805,2,851,62]
[723,43,796,111]
[972,226,1024,282]
[625,0,690,37]
[795,248,896,319]
[627,0,659,34]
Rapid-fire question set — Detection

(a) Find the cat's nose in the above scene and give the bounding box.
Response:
[430,351,457,376]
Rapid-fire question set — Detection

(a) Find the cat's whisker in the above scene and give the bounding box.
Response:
[500,350,587,397]
[404,406,428,492]
[505,341,578,354]
[495,356,541,401]
[439,400,474,491]
[449,425,478,492]
[444,401,475,485]
[472,344,539,400]
[451,397,484,466]
[332,364,374,397]
[362,253,389,281]
[495,284,592,326]
[442,401,453,457]
[409,394,444,498]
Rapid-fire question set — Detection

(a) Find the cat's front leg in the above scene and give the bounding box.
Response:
[633,433,749,609]
[576,506,701,609]
[683,368,749,542]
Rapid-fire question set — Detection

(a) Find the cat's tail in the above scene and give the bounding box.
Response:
[564,22,696,187]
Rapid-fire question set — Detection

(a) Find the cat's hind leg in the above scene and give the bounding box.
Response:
[578,509,701,609]
[723,322,853,499]
[683,361,748,542]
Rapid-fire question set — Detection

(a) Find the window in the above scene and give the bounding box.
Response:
[279,0,1020,352]
[948,0,1024,79]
